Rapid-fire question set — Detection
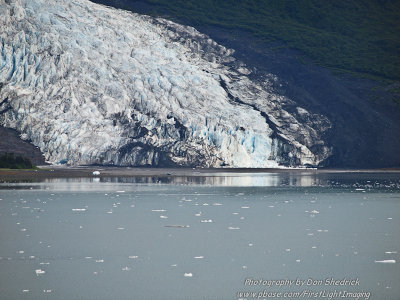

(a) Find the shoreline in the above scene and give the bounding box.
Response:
[1,165,400,182]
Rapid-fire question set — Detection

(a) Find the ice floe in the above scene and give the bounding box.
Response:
[35,269,45,275]
[374,260,396,264]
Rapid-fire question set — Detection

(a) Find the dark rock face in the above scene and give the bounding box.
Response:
[207,28,400,168]
[241,44,400,168]
[0,126,46,165]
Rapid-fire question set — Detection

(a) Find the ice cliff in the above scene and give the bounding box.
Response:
[0,0,331,167]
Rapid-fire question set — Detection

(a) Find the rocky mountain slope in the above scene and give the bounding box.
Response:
[0,127,46,165]
[0,0,332,168]
[92,0,400,168]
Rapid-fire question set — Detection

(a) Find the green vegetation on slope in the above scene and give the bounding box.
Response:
[0,153,35,169]
[95,0,400,81]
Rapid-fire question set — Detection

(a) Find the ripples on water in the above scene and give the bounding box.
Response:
[0,171,399,299]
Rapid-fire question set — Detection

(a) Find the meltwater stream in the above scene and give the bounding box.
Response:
[0,172,399,299]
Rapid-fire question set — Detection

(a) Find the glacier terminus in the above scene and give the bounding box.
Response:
[0,0,332,168]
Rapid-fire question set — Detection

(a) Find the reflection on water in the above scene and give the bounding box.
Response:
[3,171,400,190]
[57,173,310,187]
[44,172,400,187]
[0,172,399,300]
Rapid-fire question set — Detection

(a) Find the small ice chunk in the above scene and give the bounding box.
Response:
[228,227,240,230]
[160,215,168,219]
[375,260,396,263]
[35,269,45,275]
[184,273,193,277]
[22,290,29,293]
[122,266,131,271]
[200,219,213,223]
[194,256,204,259]
[92,171,100,176]
[164,225,190,228]
[72,208,86,212]
[152,209,166,212]
[310,210,319,214]
[95,259,104,263]
[128,256,138,259]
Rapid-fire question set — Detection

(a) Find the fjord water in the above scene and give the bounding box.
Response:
[0,172,399,299]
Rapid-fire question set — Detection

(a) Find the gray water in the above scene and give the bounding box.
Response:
[0,172,399,299]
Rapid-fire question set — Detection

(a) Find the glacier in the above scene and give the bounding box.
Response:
[0,0,331,167]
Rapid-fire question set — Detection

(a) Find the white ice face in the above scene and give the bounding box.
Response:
[0,0,331,167]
